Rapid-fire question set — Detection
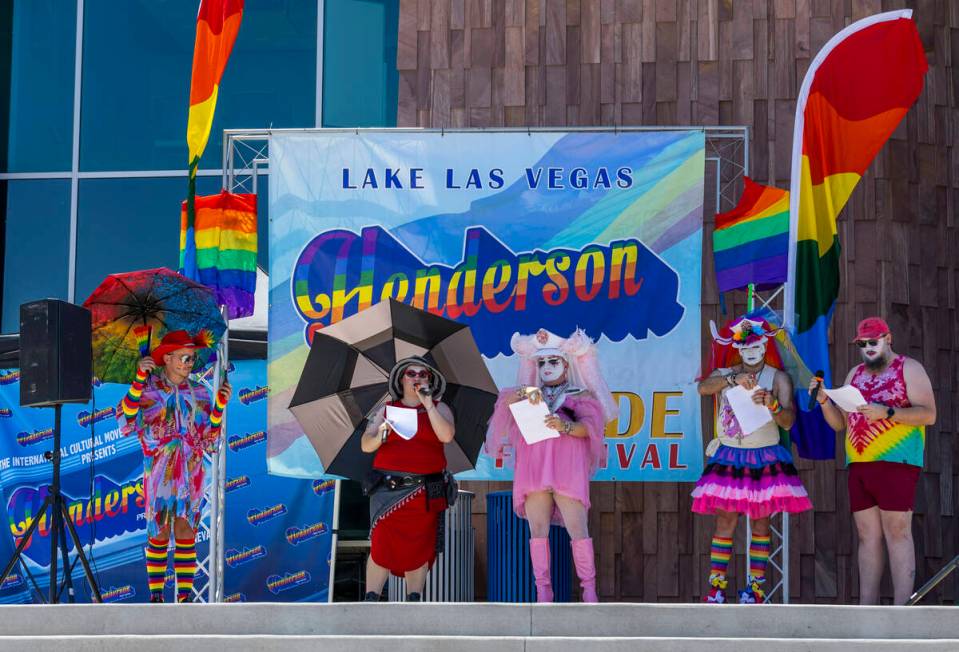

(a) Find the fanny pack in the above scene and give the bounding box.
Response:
[705,427,782,457]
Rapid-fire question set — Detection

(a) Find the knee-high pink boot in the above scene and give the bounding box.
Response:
[571,538,598,603]
[529,538,553,602]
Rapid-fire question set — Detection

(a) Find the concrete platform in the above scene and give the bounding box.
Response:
[0,603,955,651]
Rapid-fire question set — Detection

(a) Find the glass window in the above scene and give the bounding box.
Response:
[74,176,224,303]
[322,0,399,128]
[2,180,71,332]
[4,1,76,172]
[80,0,317,172]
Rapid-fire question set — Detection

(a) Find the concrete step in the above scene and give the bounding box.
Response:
[0,603,957,640]
[0,636,956,652]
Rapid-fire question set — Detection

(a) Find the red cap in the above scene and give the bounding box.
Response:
[151,330,208,363]
[852,317,890,342]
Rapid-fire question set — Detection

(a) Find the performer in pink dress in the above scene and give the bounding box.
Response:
[486,328,617,603]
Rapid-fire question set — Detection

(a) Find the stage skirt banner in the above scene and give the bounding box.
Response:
[268,129,706,482]
[0,361,333,603]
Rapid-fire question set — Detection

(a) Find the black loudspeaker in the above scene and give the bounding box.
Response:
[19,299,92,407]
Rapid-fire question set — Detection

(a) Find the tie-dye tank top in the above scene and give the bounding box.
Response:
[846,355,924,468]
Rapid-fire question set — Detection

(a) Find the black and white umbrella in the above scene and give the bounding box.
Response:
[288,299,499,480]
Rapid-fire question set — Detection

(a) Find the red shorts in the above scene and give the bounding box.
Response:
[848,461,921,512]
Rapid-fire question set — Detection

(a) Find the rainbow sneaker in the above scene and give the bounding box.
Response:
[703,573,728,603]
[738,576,766,604]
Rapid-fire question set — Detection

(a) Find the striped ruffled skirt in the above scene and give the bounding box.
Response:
[691,444,812,519]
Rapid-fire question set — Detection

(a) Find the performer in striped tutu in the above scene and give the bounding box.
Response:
[691,316,812,603]
[118,330,232,603]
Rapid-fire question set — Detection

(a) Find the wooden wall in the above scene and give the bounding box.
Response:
[395,0,959,603]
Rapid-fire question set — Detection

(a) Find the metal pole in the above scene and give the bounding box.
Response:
[907,555,959,605]
[208,306,229,602]
[48,405,62,603]
[327,479,341,603]
[782,513,790,604]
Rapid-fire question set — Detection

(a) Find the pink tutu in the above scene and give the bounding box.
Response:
[486,390,607,525]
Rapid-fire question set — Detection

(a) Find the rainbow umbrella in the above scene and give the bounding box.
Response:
[83,267,226,383]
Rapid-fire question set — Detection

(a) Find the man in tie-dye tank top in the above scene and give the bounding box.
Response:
[811,317,936,604]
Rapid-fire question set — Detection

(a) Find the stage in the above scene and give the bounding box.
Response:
[0,603,955,650]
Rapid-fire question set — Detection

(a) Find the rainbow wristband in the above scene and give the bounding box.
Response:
[769,398,782,414]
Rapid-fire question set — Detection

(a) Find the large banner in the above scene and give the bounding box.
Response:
[268,130,705,481]
[0,361,333,603]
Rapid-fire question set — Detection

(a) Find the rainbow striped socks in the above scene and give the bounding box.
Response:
[709,535,733,580]
[145,537,168,602]
[174,538,197,603]
[748,533,771,581]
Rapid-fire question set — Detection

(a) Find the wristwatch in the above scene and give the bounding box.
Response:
[886,406,896,419]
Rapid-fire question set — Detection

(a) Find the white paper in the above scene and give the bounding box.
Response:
[508,398,560,445]
[725,385,774,434]
[385,405,419,440]
[822,385,868,413]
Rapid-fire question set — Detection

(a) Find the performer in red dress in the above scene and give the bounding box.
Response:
[360,356,455,602]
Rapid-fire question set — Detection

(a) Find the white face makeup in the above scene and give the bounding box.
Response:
[536,356,567,385]
[739,343,766,367]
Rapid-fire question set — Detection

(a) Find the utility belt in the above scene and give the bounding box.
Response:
[363,469,458,507]
[705,428,781,457]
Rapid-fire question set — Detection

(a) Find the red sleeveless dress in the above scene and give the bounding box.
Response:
[370,402,448,575]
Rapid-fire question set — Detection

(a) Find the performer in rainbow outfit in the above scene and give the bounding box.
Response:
[117,330,232,603]
[692,316,812,603]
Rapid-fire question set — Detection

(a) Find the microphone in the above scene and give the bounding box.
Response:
[417,386,433,397]
[808,370,825,410]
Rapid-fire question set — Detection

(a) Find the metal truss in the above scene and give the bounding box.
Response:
[214,126,791,605]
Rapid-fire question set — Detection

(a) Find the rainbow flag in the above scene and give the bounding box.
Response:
[713,177,789,293]
[785,10,926,458]
[180,191,257,319]
[133,325,153,358]
[181,0,244,283]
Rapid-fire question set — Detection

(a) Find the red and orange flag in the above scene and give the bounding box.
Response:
[181,0,244,282]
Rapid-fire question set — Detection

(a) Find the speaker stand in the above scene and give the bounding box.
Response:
[0,404,102,603]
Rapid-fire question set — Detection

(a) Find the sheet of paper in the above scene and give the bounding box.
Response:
[725,385,774,434]
[508,398,560,445]
[822,385,869,413]
[385,405,419,440]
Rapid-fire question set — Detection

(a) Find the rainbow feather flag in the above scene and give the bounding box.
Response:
[713,177,789,293]
[784,10,926,458]
[180,191,257,319]
[181,0,244,283]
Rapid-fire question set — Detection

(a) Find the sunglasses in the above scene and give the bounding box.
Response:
[856,339,882,348]
[537,357,564,367]
[173,353,197,364]
[404,369,431,379]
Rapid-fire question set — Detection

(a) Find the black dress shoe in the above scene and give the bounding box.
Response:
[364,591,381,602]
[406,592,422,602]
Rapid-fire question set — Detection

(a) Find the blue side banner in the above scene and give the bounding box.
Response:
[0,360,334,603]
